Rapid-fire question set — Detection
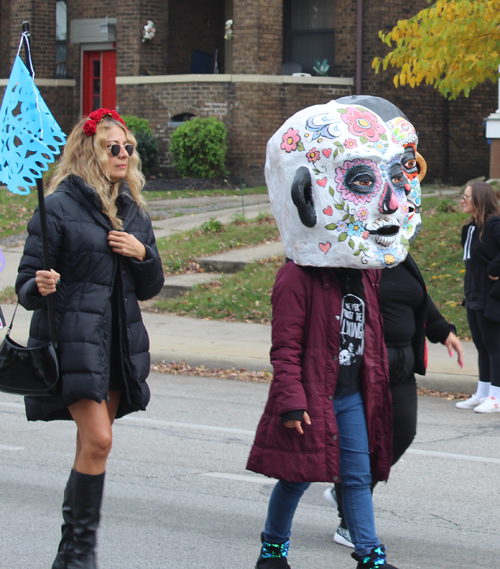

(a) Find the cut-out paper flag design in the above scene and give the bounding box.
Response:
[0,55,66,195]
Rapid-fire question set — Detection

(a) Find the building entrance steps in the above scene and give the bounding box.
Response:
[161,241,284,298]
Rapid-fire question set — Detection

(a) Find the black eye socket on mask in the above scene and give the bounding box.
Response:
[390,162,407,189]
[344,165,377,194]
[401,146,418,175]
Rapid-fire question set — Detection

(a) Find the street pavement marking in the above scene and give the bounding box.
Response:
[202,472,276,484]
[0,444,24,451]
[407,448,500,465]
[121,416,255,436]
[3,403,500,465]
[0,401,24,409]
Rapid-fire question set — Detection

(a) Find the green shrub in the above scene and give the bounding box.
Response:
[122,115,159,175]
[201,217,224,234]
[169,117,228,179]
[121,115,152,134]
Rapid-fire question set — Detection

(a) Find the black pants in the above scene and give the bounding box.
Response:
[335,379,417,523]
[467,308,500,388]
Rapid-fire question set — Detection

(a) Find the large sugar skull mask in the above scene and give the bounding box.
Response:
[337,95,427,244]
[387,116,426,243]
[266,100,410,269]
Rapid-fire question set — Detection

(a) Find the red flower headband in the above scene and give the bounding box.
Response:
[83,108,127,136]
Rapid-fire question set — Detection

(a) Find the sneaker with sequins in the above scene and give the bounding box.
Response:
[351,545,398,569]
[256,534,291,569]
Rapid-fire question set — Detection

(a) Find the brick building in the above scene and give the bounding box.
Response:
[0,0,497,185]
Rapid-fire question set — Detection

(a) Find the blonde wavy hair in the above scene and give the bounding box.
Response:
[47,115,147,229]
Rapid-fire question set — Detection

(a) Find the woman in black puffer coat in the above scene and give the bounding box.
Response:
[15,109,164,569]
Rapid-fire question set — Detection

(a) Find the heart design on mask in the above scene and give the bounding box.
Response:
[322,148,332,158]
[323,206,333,216]
[317,178,327,187]
[319,242,331,254]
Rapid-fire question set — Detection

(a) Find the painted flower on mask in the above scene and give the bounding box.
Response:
[306,147,321,163]
[373,142,388,154]
[336,220,349,234]
[341,107,386,143]
[375,245,402,267]
[400,202,409,216]
[334,158,382,205]
[281,128,301,152]
[357,207,369,221]
[347,222,364,237]
[344,138,358,149]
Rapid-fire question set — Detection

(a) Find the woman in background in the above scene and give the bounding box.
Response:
[456,181,500,413]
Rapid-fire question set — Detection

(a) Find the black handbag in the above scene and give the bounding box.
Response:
[0,304,59,396]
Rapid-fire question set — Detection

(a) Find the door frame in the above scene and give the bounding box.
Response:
[79,42,115,117]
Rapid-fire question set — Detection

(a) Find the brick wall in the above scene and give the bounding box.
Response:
[0,0,11,77]
[232,0,282,75]
[1,0,59,79]
[118,79,352,184]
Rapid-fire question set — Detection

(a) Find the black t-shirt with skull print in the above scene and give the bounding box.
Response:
[334,268,365,398]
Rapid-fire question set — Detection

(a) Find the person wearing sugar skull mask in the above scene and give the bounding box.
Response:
[247,100,409,569]
[319,96,463,549]
[16,109,164,568]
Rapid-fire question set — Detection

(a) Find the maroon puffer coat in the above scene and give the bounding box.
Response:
[246,262,393,483]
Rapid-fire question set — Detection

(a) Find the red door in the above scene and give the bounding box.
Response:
[82,50,116,115]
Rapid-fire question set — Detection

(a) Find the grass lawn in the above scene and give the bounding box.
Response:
[153,193,474,338]
[144,186,267,201]
[156,213,280,275]
[0,185,268,242]
[152,257,283,323]
[0,188,39,239]
[411,195,470,338]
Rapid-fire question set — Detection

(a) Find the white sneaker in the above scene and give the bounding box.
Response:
[474,396,500,413]
[333,525,354,548]
[455,395,484,409]
[323,487,337,507]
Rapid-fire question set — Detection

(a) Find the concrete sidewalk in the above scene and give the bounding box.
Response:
[0,302,479,394]
[0,190,478,394]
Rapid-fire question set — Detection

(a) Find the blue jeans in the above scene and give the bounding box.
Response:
[263,391,380,556]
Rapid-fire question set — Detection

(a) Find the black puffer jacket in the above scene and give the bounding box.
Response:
[16,175,164,421]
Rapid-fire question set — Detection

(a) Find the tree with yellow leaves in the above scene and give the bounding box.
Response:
[373,0,500,99]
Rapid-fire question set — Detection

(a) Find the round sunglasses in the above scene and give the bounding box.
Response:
[107,143,134,157]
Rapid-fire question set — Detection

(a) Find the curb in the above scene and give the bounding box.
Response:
[150,350,476,394]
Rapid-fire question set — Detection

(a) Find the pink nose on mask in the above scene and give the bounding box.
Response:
[379,183,400,214]
[388,189,399,211]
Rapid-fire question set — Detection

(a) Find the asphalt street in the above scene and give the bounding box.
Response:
[1,373,499,569]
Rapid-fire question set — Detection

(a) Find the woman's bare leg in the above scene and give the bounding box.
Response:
[69,391,121,475]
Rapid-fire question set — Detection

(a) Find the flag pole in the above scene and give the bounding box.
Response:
[21,21,57,347]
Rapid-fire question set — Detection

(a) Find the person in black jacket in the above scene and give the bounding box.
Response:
[323,95,464,548]
[323,255,464,547]
[456,181,500,413]
[16,109,164,569]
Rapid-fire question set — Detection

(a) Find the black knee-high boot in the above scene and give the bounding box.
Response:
[52,470,76,569]
[67,470,105,569]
